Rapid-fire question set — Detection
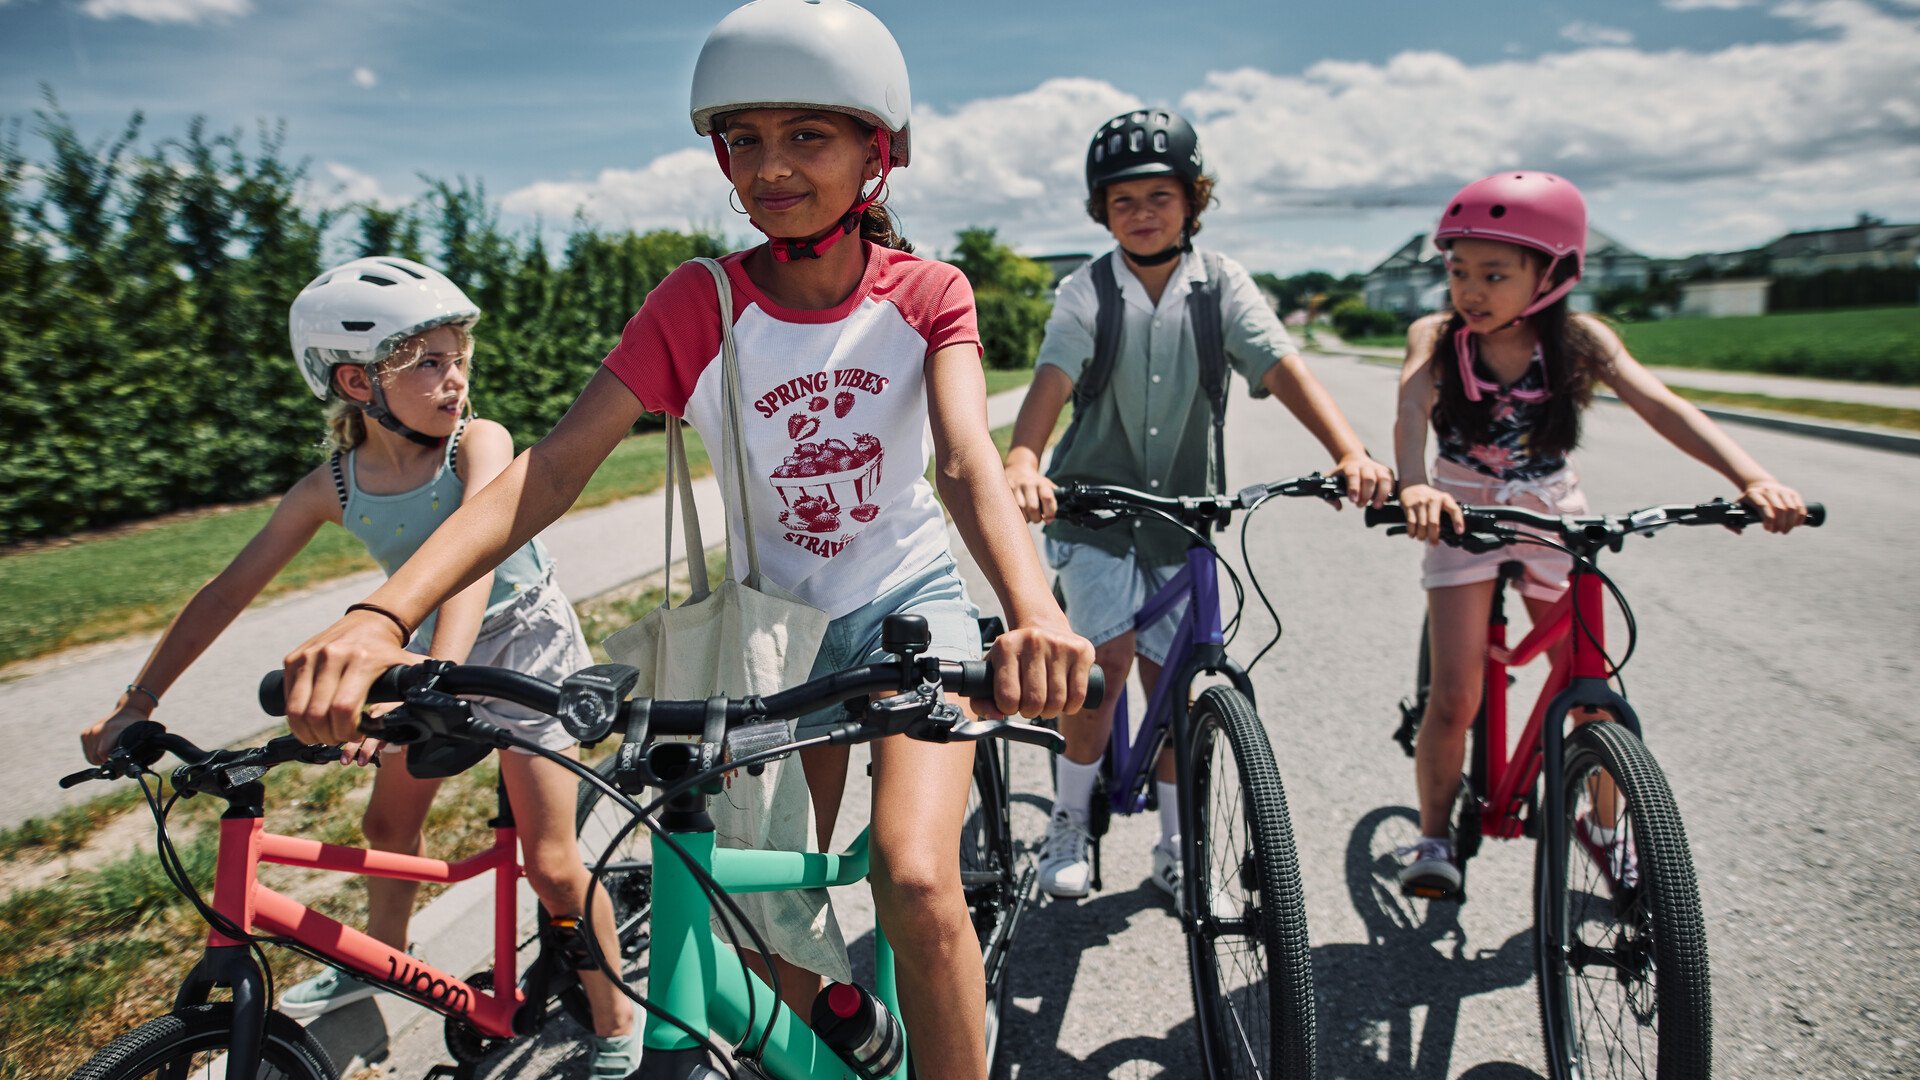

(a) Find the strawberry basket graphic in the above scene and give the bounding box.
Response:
[772,434,884,534]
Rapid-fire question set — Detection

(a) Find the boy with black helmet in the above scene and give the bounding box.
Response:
[1005,108,1392,900]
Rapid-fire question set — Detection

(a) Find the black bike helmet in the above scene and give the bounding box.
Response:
[1085,109,1204,194]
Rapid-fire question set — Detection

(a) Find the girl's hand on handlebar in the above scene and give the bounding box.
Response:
[1740,479,1807,534]
[1004,460,1057,524]
[1398,483,1465,544]
[339,702,398,765]
[281,611,419,745]
[1333,452,1395,509]
[978,622,1095,721]
[81,707,147,766]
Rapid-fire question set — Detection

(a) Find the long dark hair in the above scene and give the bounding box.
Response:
[1430,259,1602,458]
[858,199,911,253]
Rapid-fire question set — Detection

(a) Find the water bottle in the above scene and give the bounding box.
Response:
[810,982,905,1079]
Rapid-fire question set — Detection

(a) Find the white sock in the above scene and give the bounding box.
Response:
[1054,757,1099,825]
[1156,781,1180,851]
[1589,820,1619,844]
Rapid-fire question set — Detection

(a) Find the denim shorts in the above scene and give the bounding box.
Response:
[1045,537,1199,666]
[796,552,981,732]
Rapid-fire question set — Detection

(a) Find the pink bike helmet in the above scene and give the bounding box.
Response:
[1434,171,1588,401]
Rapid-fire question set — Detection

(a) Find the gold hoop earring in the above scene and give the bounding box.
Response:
[728,189,749,216]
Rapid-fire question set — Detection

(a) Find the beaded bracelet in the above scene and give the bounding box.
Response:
[345,602,414,643]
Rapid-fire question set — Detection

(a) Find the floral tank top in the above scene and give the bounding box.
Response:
[1434,350,1566,481]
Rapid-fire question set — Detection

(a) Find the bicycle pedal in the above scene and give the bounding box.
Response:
[1399,880,1463,902]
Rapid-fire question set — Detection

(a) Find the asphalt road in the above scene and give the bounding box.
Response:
[335,353,1918,1079]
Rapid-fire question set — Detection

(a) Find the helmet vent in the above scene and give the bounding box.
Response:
[1108,133,1122,156]
[341,320,375,332]
[1153,131,1168,152]
[358,273,398,286]
[1449,203,1463,216]
[1489,204,1507,219]
[1129,128,1144,152]
[377,260,426,280]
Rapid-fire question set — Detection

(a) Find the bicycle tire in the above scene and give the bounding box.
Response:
[961,739,1026,1074]
[1535,720,1711,1080]
[69,1002,335,1080]
[566,756,654,1029]
[1181,686,1316,1079]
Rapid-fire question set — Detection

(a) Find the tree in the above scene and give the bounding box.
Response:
[948,227,1053,370]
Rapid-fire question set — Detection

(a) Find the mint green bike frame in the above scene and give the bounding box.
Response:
[644,822,905,1080]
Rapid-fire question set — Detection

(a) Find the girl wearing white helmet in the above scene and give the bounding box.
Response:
[1392,172,1808,899]
[275,5,1092,1076]
[80,257,639,1075]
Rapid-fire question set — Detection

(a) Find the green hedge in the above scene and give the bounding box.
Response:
[0,103,1047,544]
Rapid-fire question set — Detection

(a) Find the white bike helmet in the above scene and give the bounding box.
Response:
[289,256,480,400]
[690,0,911,260]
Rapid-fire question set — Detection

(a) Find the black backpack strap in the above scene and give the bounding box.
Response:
[1186,250,1231,494]
[1072,254,1127,408]
[328,451,349,510]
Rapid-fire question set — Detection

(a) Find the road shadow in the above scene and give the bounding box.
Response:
[1314,805,1542,1080]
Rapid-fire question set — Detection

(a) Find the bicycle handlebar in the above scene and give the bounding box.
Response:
[1053,473,1347,531]
[1363,497,1825,550]
[258,655,1101,741]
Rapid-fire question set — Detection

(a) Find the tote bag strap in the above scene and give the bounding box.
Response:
[693,256,767,590]
[661,416,710,605]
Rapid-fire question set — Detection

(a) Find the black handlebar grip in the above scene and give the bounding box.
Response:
[950,661,1105,711]
[259,663,425,717]
[1805,503,1826,527]
[1364,505,1407,528]
[259,671,287,716]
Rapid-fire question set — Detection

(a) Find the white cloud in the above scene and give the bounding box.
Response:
[79,0,250,24]
[502,1,1920,270]
[1561,21,1635,46]
[352,67,378,89]
[1663,0,1753,9]
[312,162,405,212]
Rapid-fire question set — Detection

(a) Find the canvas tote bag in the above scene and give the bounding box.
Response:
[602,257,846,981]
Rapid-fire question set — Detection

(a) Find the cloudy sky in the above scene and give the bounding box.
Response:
[3,0,1916,274]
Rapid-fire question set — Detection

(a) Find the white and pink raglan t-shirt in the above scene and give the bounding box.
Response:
[602,244,981,619]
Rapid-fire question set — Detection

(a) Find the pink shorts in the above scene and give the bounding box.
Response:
[1421,456,1589,602]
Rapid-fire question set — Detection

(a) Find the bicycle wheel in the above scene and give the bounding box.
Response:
[562,756,653,1030]
[1181,686,1316,1079]
[1535,720,1711,1080]
[961,739,1028,1072]
[70,1003,335,1079]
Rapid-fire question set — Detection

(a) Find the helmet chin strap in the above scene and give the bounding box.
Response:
[1121,221,1193,268]
[1452,249,1570,404]
[359,365,445,448]
[712,129,893,263]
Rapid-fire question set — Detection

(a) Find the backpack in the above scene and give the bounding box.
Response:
[1066,250,1232,496]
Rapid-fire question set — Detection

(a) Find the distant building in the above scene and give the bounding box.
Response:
[1763,214,1920,275]
[1362,227,1649,318]
[1679,278,1770,318]
[1031,252,1094,287]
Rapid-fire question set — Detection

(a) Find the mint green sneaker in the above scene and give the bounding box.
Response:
[588,1030,643,1079]
[279,966,382,1019]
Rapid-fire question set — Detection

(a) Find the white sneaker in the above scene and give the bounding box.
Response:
[1396,836,1462,899]
[1038,807,1093,899]
[1574,812,1640,894]
[279,965,382,1018]
[1150,840,1181,900]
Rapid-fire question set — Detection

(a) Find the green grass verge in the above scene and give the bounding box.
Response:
[1,371,1044,672]
[1614,306,1920,384]
[1669,386,1920,432]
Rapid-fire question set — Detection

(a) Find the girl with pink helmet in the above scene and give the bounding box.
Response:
[1391,171,1810,897]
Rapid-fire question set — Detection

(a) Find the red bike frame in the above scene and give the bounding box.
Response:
[202,810,527,1038]
[1473,564,1623,840]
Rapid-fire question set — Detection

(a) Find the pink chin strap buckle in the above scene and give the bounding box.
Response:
[711,128,893,262]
